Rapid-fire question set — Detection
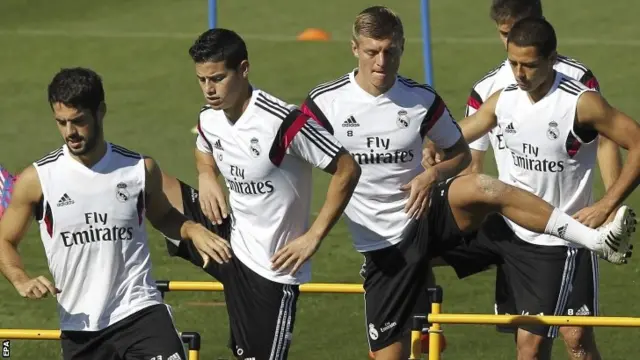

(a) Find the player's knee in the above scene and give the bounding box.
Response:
[469,174,507,206]
[516,330,549,360]
[560,327,594,355]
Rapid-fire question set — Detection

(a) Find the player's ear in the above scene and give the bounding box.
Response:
[548,50,558,64]
[96,101,107,121]
[351,39,359,58]
[239,60,250,79]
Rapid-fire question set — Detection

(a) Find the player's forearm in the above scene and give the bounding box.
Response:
[149,206,198,242]
[194,149,219,178]
[599,147,640,211]
[0,241,30,287]
[307,159,361,241]
[430,139,471,181]
[596,136,623,190]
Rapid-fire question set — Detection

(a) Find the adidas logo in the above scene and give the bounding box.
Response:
[575,305,591,316]
[214,139,224,151]
[342,115,359,127]
[557,224,567,238]
[167,353,183,360]
[57,193,74,207]
[505,122,516,133]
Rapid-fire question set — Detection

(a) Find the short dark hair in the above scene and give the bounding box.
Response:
[47,67,105,115]
[188,28,248,70]
[507,17,557,58]
[352,6,404,42]
[490,0,543,23]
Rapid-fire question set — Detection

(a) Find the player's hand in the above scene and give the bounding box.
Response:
[401,169,438,219]
[421,142,444,169]
[14,276,60,299]
[572,201,616,228]
[186,222,232,267]
[198,172,228,225]
[270,232,322,275]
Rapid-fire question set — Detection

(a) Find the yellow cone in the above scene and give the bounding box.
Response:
[297,28,330,41]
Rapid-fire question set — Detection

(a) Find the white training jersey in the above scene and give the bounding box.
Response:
[496,72,599,246]
[302,70,462,252]
[466,55,600,181]
[33,143,163,331]
[195,88,343,285]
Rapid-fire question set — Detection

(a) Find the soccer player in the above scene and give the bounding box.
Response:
[161,28,361,360]
[425,18,640,360]
[300,6,636,360]
[0,68,233,360]
[423,1,622,358]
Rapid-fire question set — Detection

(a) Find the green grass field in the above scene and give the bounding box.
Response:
[0,0,639,358]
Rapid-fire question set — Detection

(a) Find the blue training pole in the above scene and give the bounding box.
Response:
[420,0,434,86]
[208,0,217,29]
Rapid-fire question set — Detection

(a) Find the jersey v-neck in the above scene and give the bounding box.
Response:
[525,71,561,107]
[225,86,259,129]
[63,142,113,176]
[348,69,399,103]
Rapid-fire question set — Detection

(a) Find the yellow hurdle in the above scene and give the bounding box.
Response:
[0,329,201,360]
[156,281,640,360]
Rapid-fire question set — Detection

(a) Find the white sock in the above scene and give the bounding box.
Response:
[544,208,600,251]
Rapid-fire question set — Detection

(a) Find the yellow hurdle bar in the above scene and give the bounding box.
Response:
[0,329,61,339]
[428,314,640,327]
[0,329,201,360]
[158,280,365,294]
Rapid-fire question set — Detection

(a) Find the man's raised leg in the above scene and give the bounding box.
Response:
[444,174,636,264]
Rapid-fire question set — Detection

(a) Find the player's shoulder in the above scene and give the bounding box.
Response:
[557,72,589,96]
[396,75,442,108]
[502,83,519,92]
[253,89,300,123]
[554,54,593,79]
[396,75,437,96]
[109,143,143,161]
[471,61,509,91]
[33,146,65,168]
[306,71,351,102]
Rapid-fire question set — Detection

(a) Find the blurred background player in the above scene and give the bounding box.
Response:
[0,67,232,360]
[300,6,635,360]
[0,165,16,219]
[428,18,639,360]
[162,28,361,360]
[424,1,623,359]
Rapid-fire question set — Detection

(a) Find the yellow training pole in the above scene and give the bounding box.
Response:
[188,349,199,360]
[0,329,61,339]
[428,302,442,360]
[409,315,426,359]
[165,281,364,294]
[428,314,640,327]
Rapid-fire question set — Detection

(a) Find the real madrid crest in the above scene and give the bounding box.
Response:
[547,121,559,140]
[116,182,130,202]
[249,137,261,158]
[396,110,410,128]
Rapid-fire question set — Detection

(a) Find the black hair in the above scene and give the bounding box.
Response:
[507,17,557,58]
[47,67,105,115]
[490,0,543,23]
[188,28,248,70]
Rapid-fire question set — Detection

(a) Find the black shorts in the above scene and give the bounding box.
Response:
[361,177,465,352]
[61,304,186,360]
[442,214,599,338]
[165,180,299,360]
